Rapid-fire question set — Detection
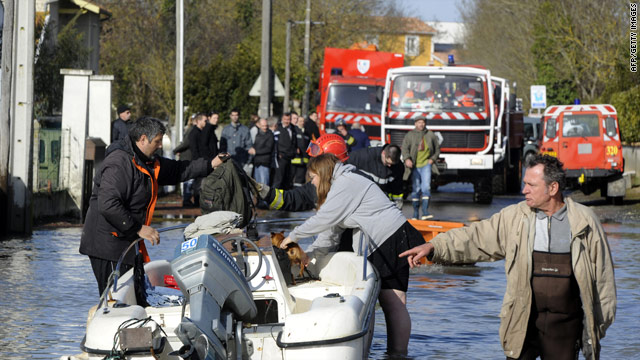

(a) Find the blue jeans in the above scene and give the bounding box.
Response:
[182,179,194,202]
[410,163,431,201]
[254,165,270,186]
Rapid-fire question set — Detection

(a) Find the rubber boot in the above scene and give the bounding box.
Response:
[421,197,433,220]
[412,200,420,219]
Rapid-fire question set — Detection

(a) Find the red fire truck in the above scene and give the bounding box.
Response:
[541,104,625,204]
[317,47,404,145]
[380,66,524,204]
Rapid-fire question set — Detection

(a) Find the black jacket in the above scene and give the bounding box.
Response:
[346,146,404,197]
[80,136,210,265]
[266,182,316,211]
[304,118,320,140]
[253,129,275,167]
[188,126,208,160]
[173,126,194,161]
[200,123,219,159]
[276,124,298,160]
[111,118,130,142]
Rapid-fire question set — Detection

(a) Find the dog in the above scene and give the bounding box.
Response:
[270,231,306,284]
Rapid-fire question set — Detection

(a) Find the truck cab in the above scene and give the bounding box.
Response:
[541,104,625,203]
[317,48,404,145]
[380,66,524,204]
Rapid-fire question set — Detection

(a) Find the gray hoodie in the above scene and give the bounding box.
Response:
[288,162,406,255]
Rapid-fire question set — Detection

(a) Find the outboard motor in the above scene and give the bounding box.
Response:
[171,234,257,360]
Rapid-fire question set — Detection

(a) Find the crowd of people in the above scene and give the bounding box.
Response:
[94,106,616,359]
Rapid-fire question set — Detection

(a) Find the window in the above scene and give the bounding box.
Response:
[605,117,617,137]
[562,114,599,137]
[51,140,60,164]
[405,35,420,57]
[39,140,45,164]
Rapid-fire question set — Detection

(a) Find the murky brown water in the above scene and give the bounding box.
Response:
[1,186,638,359]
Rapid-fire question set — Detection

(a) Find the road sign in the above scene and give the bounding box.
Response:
[530,85,547,109]
[249,73,285,97]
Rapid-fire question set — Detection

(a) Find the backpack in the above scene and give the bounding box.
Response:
[199,159,258,228]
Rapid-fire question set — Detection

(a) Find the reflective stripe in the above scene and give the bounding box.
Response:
[390,193,403,200]
[270,189,285,210]
[131,157,161,263]
[421,196,430,201]
[359,169,392,185]
[291,157,303,165]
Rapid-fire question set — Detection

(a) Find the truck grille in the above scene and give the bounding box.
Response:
[387,129,486,149]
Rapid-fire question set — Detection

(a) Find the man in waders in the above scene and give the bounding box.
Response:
[400,154,616,360]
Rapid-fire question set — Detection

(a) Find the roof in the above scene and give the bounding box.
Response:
[58,0,112,20]
[371,16,436,36]
[403,17,437,35]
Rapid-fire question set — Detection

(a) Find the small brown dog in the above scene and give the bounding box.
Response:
[270,231,306,284]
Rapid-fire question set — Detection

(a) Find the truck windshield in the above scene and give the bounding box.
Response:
[326,85,381,115]
[562,114,600,137]
[390,75,485,112]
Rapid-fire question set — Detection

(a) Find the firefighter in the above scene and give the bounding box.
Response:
[455,80,477,107]
[335,118,357,152]
[346,144,405,209]
[260,133,349,212]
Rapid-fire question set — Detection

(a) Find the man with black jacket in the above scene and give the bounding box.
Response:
[188,113,209,206]
[251,118,274,186]
[111,104,132,142]
[347,144,405,208]
[80,117,224,296]
[200,111,220,159]
[272,112,298,190]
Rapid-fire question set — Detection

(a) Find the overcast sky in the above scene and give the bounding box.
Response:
[395,0,464,22]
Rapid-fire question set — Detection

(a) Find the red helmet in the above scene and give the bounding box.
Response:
[306,133,349,162]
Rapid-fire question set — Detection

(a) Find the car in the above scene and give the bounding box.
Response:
[523,116,542,163]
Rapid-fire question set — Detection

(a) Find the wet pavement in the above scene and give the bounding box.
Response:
[1,184,639,358]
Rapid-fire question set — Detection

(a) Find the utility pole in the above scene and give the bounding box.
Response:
[285,10,323,116]
[175,0,184,142]
[8,0,35,234]
[0,0,14,236]
[259,0,273,118]
[284,20,291,113]
[301,0,311,118]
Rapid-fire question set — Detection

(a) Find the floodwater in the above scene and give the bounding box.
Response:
[1,186,639,359]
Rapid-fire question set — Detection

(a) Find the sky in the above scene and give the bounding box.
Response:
[395,0,464,22]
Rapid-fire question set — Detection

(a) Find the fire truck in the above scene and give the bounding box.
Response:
[317,47,404,145]
[380,66,524,204]
[541,104,625,204]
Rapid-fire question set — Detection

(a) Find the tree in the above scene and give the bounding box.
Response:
[460,0,627,108]
[95,0,407,127]
[34,13,90,117]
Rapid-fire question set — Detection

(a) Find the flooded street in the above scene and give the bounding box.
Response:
[1,185,639,359]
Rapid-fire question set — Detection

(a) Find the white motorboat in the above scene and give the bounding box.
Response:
[62,222,380,360]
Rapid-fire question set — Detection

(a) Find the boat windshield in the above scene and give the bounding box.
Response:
[326,84,382,115]
[390,75,485,112]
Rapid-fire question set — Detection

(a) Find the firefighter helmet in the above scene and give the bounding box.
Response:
[306,133,349,162]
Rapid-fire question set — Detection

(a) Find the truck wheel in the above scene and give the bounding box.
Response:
[492,173,505,195]
[474,178,493,204]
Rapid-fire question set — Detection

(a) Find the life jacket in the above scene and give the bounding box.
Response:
[455,88,476,107]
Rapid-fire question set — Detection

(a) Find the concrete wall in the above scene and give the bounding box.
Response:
[623,145,640,186]
[33,190,79,219]
[59,69,91,213]
[88,75,114,145]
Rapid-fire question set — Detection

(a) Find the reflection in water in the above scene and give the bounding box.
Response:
[0,221,639,358]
